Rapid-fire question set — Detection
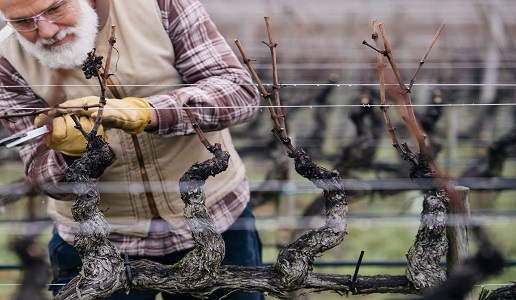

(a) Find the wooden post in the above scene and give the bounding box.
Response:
[446,186,471,272]
[446,186,472,299]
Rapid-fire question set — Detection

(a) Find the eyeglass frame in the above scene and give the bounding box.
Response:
[2,0,68,32]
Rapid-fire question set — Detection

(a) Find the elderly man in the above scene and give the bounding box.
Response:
[0,0,263,299]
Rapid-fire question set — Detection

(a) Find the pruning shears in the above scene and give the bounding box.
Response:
[0,126,50,148]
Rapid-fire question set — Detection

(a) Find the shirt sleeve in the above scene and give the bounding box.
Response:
[149,0,259,136]
[0,58,74,200]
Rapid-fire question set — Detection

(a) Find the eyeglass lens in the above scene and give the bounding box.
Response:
[6,0,67,32]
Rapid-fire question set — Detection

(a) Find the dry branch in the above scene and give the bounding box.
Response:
[364,19,508,299]
[366,19,452,293]
[119,263,419,297]
[408,24,445,91]
[236,16,349,293]
[366,20,450,189]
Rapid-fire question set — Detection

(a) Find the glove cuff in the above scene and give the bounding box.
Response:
[123,97,152,134]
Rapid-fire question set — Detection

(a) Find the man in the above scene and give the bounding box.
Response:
[0,0,263,299]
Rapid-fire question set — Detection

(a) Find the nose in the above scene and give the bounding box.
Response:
[36,20,60,39]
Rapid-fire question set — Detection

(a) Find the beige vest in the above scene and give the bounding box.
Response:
[0,0,246,236]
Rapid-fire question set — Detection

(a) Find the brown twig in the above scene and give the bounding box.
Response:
[234,36,292,149]
[408,24,445,91]
[262,17,290,148]
[380,24,429,156]
[384,23,462,211]
[183,104,216,152]
[377,24,406,90]
[361,40,385,56]
[91,25,117,136]
[368,22,451,181]
[102,26,117,96]
[379,22,461,210]
[370,20,418,165]
[234,38,281,131]
[234,37,294,153]
[263,17,287,132]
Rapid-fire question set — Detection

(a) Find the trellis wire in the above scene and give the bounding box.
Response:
[0,283,513,287]
[1,103,516,112]
[3,83,516,88]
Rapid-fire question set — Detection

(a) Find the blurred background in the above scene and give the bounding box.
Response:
[0,0,515,299]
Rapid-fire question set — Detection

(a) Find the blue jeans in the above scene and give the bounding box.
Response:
[48,204,264,300]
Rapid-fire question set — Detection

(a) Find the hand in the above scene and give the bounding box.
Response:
[34,114,107,156]
[59,96,152,134]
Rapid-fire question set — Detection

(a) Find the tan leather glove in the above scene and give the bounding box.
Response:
[59,96,152,134]
[34,114,107,156]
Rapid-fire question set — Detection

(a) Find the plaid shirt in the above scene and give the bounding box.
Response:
[57,178,250,256]
[0,0,258,255]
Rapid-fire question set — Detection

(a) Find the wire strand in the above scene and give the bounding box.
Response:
[1,102,515,111]
[3,83,516,88]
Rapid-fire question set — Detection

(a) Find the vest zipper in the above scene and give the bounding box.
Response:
[105,81,160,218]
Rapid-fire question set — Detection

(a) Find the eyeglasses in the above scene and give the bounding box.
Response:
[2,0,70,32]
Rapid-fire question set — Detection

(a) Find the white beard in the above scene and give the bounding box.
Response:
[15,0,99,70]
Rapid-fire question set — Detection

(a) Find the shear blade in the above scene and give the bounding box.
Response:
[5,126,49,148]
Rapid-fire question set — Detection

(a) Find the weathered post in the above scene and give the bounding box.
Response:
[446,186,471,273]
[446,186,472,299]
